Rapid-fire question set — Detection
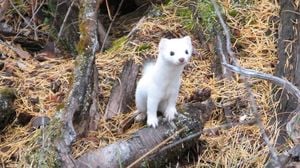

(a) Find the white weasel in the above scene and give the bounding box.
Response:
[135,36,193,128]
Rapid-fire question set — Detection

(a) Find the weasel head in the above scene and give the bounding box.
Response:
[158,36,193,66]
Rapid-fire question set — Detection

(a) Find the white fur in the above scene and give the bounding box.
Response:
[135,36,193,128]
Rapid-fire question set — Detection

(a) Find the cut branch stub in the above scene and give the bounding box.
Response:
[104,60,139,120]
[76,99,214,168]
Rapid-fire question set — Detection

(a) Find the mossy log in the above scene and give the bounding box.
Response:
[76,99,214,168]
[0,87,16,132]
[55,0,100,167]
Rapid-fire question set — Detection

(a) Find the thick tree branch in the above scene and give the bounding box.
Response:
[55,0,100,166]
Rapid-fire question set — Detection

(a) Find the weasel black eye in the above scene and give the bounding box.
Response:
[185,50,189,55]
[170,51,175,56]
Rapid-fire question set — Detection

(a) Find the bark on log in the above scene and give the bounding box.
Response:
[55,0,100,167]
[275,0,300,112]
[76,99,214,168]
[272,0,300,146]
[104,60,139,119]
[0,87,16,132]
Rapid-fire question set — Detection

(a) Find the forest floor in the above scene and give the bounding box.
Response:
[0,0,290,167]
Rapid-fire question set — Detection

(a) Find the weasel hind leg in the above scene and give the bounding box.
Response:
[135,89,147,122]
[158,100,168,113]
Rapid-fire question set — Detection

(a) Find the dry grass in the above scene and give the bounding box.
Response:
[0,0,286,167]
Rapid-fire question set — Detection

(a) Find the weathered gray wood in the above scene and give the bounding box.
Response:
[272,0,300,146]
[104,60,139,120]
[274,0,300,112]
[55,0,100,167]
[76,99,214,168]
[0,87,16,132]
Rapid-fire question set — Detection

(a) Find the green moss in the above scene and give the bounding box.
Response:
[0,88,16,99]
[107,36,128,52]
[228,9,238,17]
[76,22,90,55]
[25,117,63,167]
[136,43,151,52]
[176,7,195,31]
[56,103,65,111]
[197,0,219,37]
[165,0,219,40]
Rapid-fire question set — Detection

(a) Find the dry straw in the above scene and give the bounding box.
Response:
[0,0,283,167]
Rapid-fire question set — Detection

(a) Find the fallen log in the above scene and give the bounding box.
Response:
[0,87,16,132]
[104,60,139,119]
[76,98,214,168]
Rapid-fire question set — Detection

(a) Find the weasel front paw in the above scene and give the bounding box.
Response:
[165,107,178,121]
[147,116,159,128]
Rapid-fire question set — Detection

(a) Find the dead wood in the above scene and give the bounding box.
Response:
[0,31,44,52]
[209,0,295,166]
[271,0,300,146]
[104,60,139,120]
[266,144,300,168]
[76,98,214,168]
[55,0,100,167]
[0,87,16,132]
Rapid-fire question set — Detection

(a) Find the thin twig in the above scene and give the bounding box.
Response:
[245,78,281,166]
[100,0,125,52]
[210,0,237,65]
[9,0,35,30]
[216,34,229,77]
[127,127,186,168]
[203,119,257,134]
[105,0,113,20]
[11,0,45,41]
[210,0,284,166]
[57,0,75,42]
[223,63,300,103]
[157,131,202,154]
[127,16,146,38]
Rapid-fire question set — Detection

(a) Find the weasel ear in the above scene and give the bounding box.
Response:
[183,36,192,43]
[159,38,169,51]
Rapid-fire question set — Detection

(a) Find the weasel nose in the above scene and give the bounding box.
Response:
[179,58,185,63]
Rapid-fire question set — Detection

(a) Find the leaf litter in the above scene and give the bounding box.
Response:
[0,0,286,167]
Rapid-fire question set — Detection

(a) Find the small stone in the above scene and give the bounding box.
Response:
[30,116,51,129]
